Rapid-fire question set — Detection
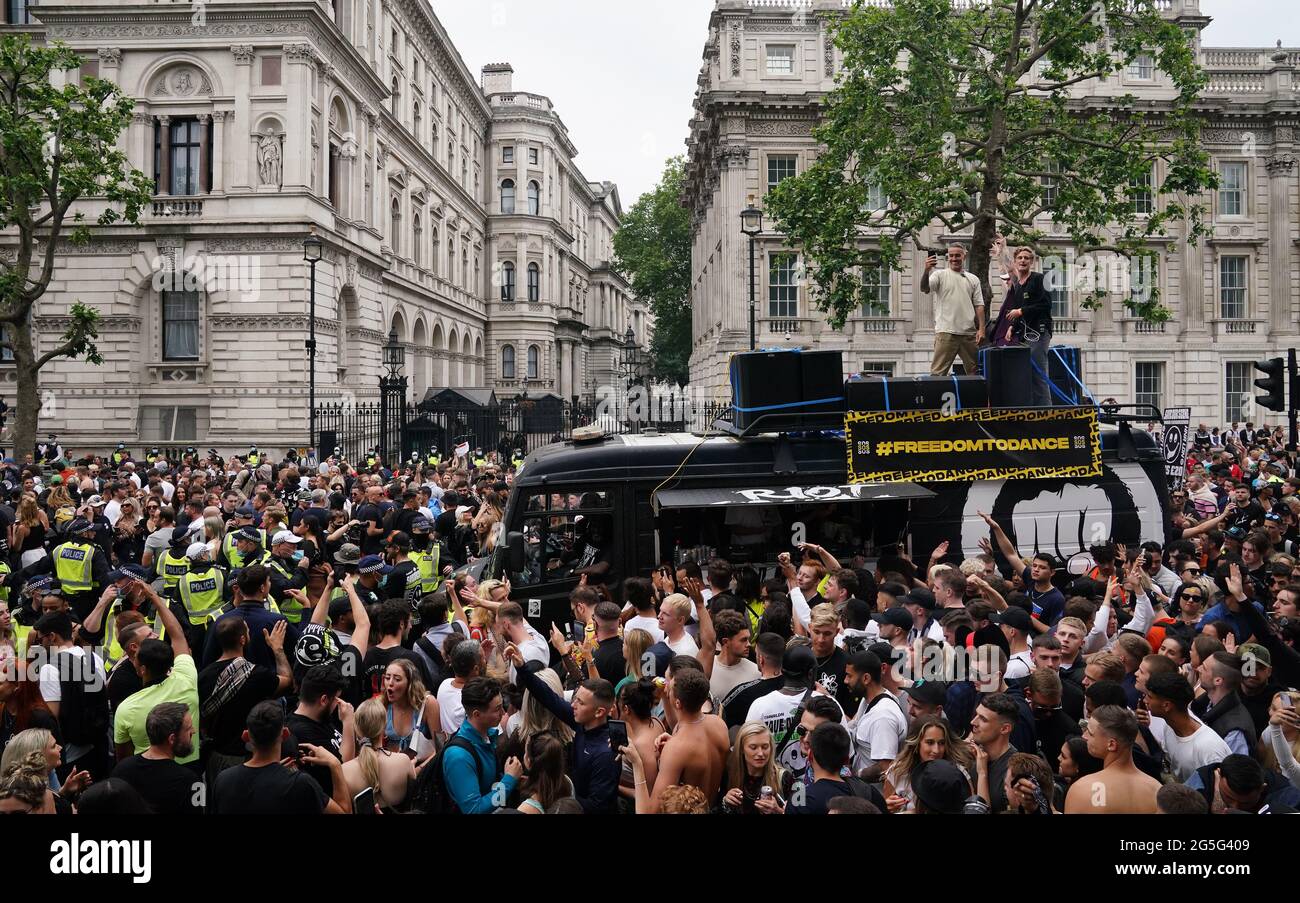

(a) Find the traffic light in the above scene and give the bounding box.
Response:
[1254,357,1286,412]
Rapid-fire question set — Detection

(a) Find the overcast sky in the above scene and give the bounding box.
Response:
[431,0,1299,208]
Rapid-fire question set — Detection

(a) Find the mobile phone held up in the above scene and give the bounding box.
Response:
[607,719,629,753]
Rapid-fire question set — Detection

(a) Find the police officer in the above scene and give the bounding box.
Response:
[382,532,421,607]
[36,434,62,464]
[145,446,161,465]
[221,506,263,569]
[228,526,271,573]
[111,443,129,467]
[32,517,109,621]
[472,447,487,470]
[407,516,445,596]
[265,530,311,624]
[178,542,226,650]
[511,447,525,472]
[426,446,441,468]
[247,445,261,468]
[365,447,379,469]
[156,532,194,601]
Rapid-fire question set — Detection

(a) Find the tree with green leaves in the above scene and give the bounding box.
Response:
[613,156,692,386]
[766,0,1216,329]
[0,35,153,459]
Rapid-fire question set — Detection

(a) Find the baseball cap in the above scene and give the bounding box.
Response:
[411,516,433,533]
[234,526,262,544]
[84,495,105,508]
[992,606,1034,633]
[1264,512,1283,523]
[902,588,936,611]
[297,489,313,502]
[1238,643,1271,669]
[1226,526,1247,542]
[387,531,411,550]
[327,594,354,622]
[903,680,948,708]
[782,644,816,679]
[334,543,362,565]
[872,607,913,630]
[186,542,211,561]
[106,564,149,584]
[25,575,54,594]
[911,759,970,814]
[234,504,256,518]
[67,517,94,534]
[271,530,302,546]
[358,554,393,575]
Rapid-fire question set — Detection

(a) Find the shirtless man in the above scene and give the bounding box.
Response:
[624,667,729,813]
[1064,705,1161,814]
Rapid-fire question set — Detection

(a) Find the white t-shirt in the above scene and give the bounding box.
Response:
[103,499,123,527]
[851,693,908,774]
[508,623,551,685]
[625,614,664,644]
[436,680,466,735]
[667,633,699,658]
[710,657,760,703]
[1150,717,1232,782]
[788,586,812,629]
[1004,650,1034,682]
[925,266,983,335]
[746,688,844,773]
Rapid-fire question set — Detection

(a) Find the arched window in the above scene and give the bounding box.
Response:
[501,261,516,301]
[412,214,422,266]
[500,179,515,215]
[527,345,540,380]
[527,180,540,216]
[431,121,438,147]
[462,248,468,289]
[390,76,400,118]
[430,224,439,275]
[162,284,200,361]
[527,262,540,302]
[501,344,516,380]
[412,101,421,139]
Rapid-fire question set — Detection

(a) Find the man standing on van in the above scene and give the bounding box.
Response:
[921,245,985,377]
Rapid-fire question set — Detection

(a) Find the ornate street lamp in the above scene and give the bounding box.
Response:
[302,228,324,456]
[740,201,764,351]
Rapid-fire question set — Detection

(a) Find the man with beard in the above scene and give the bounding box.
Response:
[110,701,203,814]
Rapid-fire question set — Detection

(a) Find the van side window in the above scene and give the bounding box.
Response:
[513,490,614,586]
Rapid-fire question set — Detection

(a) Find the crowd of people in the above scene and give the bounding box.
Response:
[1,428,1298,816]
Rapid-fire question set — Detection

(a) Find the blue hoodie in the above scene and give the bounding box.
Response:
[442,720,517,814]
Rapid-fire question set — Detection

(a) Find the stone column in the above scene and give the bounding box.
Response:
[158,116,172,194]
[515,232,528,304]
[1266,154,1297,334]
[230,45,254,191]
[210,112,226,192]
[284,44,316,190]
[197,114,211,194]
[97,48,125,155]
[559,340,572,398]
[1181,217,1206,333]
[129,111,152,182]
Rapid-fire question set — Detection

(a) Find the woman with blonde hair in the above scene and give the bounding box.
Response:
[501,667,574,763]
[883,715,973,812]
[12,495,49,569]
[203,515,227,559]
[614,628,655,698]
[720,721,787,814]
[46,483,74,513]
[381,658,441,762]
[1259,691,1300,786]
[0,726,90,803]
[0,750,64,814]
[341,698,416,812]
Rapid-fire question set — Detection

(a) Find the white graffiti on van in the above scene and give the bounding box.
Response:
[958,463,1163,563]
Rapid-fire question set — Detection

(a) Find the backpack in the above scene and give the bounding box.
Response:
[415,622,466,694]
[56,648,110,747]
[409,735,483,814]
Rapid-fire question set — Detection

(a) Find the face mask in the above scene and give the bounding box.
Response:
[412,535,431,551]
[292,550,305,563]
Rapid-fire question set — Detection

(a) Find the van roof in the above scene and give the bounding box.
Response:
[514,425,1160,487]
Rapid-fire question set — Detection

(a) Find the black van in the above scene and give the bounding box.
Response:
[485,423,1169,634]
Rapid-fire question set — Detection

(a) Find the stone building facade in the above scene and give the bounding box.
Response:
[0,0,644,453]
[685,0,1300,428]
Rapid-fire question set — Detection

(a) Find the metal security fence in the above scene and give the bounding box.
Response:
[313,396,731,464]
